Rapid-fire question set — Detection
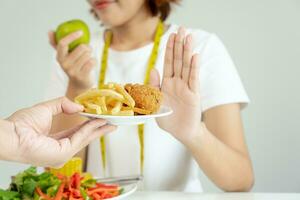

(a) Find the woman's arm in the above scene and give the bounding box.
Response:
[153,27,254,191]
[186,103,254,191]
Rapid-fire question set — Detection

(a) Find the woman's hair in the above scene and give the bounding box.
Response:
[90,0,180,22]
[147,0,180,21]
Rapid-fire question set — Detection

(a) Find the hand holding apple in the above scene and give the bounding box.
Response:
[55,19,90,52]
[48,19,95,92]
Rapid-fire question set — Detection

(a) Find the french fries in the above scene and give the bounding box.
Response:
[114,83,135,108]
[97,97,107,113]
[75,83,137,116]
[85,103,102,115]
[110,101,122,115]
[75,83,160,116]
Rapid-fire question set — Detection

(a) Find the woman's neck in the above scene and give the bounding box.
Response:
[110,14,160,51]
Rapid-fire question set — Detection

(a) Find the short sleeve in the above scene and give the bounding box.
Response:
[195,34,250,112]
[44,60,68,100]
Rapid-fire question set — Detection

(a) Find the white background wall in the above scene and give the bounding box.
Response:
[0,0,299,192]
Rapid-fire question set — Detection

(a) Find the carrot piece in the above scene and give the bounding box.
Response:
[54,183,65,200]
[36,187,52,200]
[109,190,119,197]
[62,192,69,198]
[87,188,117,195]
[96,183,118,188]
[69,194,75,200]
[92,193,102,200]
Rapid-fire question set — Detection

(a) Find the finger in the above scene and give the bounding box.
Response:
[182,34,193,83]
[52,121,87,140]
[67,124,116,159]
[70,119,116,150]
[149,69,161,89]
[74,51,93,70]
[85,125,116,145]
[48,31,57,49]
[57,31,83,61]
[49,120,105,167]
[80,58,96,75]
[35,97,84,116]
[163,33,176,78]
[63,45,90,72]
[173,27,185,77]
[189,54,200,93]
[68,45,91,64]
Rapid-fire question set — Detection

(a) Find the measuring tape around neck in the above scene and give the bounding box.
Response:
[98,20,164,174]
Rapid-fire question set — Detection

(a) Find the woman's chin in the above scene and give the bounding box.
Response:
[98,15,126,27]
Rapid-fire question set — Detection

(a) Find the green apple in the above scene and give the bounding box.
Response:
[55,19,90,51]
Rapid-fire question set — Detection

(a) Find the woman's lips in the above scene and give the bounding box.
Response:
[94,0,115,10]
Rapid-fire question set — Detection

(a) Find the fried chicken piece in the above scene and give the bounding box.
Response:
[125,84,163,114]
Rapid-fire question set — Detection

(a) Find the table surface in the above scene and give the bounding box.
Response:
[128,192,300,200]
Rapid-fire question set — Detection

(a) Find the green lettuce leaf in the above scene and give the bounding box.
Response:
[0,189,20,200]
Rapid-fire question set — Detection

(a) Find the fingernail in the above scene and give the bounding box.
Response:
[179,27,185,35]
[195,54,200,62]
[97,119,107,126]
[185,35,190,44]
[76,31,83,36]
[76,103,84,110]
[187,34,193,44]
[112,125,117,131]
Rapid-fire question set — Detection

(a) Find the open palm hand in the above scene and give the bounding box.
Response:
[151,27,202,143]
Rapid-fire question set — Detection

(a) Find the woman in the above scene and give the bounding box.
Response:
[46,0,254,192]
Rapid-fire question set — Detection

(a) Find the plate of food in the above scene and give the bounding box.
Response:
[0,167,137,200]
[75,83,173,125]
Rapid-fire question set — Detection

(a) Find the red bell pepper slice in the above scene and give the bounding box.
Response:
[73,173,81,190]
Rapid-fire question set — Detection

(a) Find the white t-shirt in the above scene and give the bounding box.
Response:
[45,24,249,192]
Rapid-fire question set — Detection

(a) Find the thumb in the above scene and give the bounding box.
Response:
[48,30,57,49]
[35,97,84,116]
[149,68,161,88]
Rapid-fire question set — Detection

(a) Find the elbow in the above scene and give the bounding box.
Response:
[225,173,255,192]
[221,164,255,192]
[243,172,255,192]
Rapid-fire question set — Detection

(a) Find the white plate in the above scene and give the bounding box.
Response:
[109,183,138,200]
[0,184,137,200]
[79,106,173,125]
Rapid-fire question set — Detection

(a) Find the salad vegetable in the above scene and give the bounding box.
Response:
[0,167,122,200]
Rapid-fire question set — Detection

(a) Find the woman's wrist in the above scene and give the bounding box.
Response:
[66,81,89,100]
[179,122,207,151]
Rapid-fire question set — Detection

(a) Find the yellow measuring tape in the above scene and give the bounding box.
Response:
[98,20,164,173]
